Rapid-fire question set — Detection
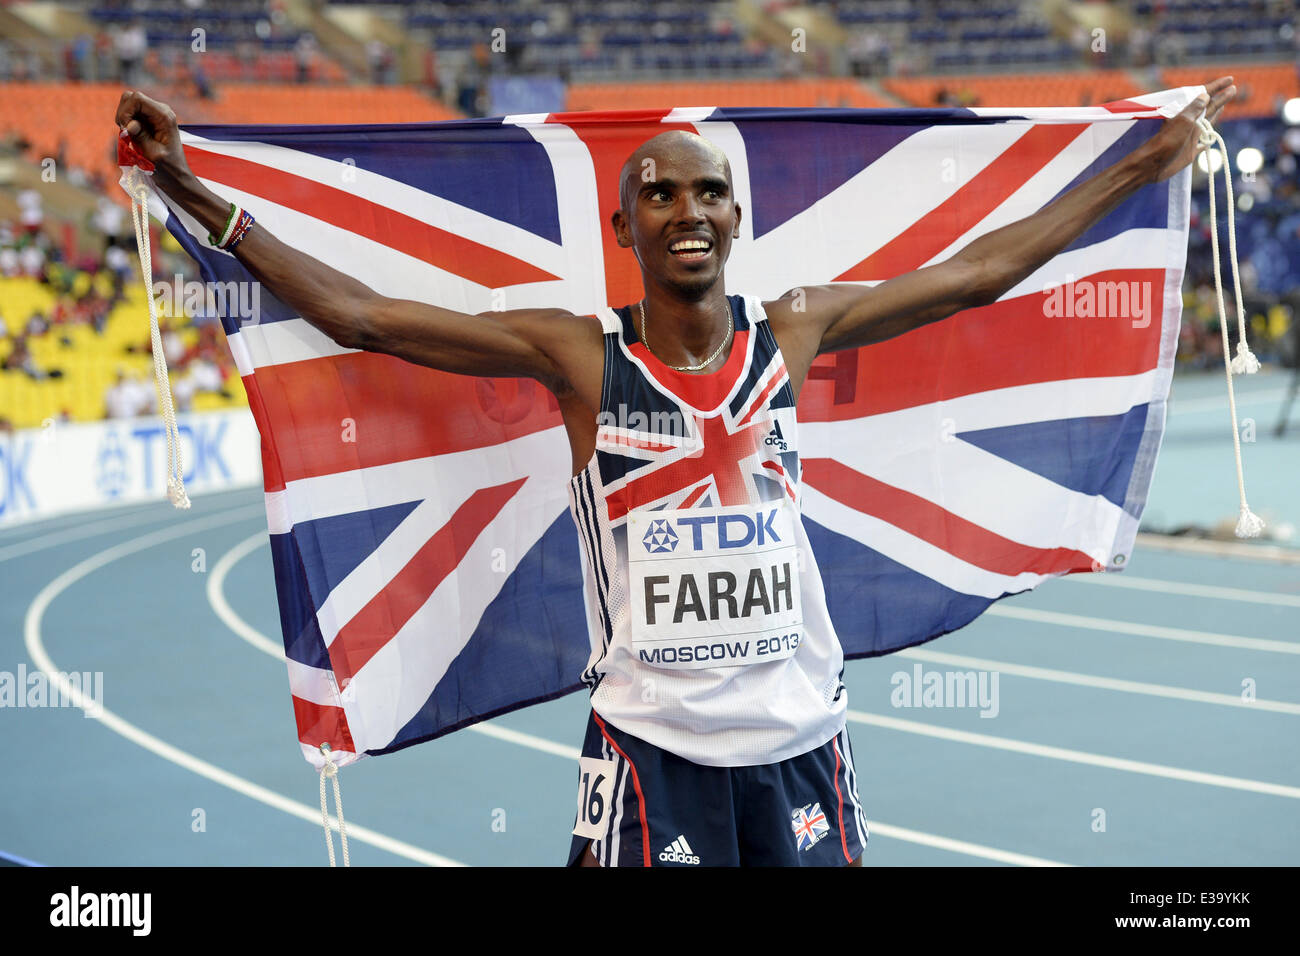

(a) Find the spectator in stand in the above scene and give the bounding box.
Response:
[295,33,317,84]
[16,189,43,237]
[104,368,154,420]
[90,29,110,82]
[367,39,392,85]
[92,197,126,253]
[188,51,214,100]
[114,20,148,86]
[18,241,46,279]
[3,337,45,380]
[24,310,49,338]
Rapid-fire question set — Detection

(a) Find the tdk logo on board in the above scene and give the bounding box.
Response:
[642,518,679,553]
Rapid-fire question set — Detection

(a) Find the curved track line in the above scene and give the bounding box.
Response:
[0,507,193,564]
[23,506,464,868]
[209,532,1073,867]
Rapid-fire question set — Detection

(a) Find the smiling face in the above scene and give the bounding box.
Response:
[612,131,742,299]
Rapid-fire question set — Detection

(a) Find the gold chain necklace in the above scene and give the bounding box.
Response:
[637,298,733,372]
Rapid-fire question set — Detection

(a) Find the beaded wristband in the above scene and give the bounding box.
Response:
[207,202,238,247]
[225,211,256,252]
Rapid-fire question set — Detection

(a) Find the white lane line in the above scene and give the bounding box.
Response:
[0,505,146,540]
[865,823,1067,867]
[24,507,465,868]
[850,711,1300,799]
[0,487,261,548]
[897,647,1300,714]
[208,531,281,657]
[1064,573,1300,608]
[1168,387,1288,414]
[209,532,1072,867]
[985,605,1300,654]
[1133,533,1300,565]
[0,507,192,564]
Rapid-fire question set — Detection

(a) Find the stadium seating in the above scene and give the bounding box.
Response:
[1160,63,1300,119]
[0,82,458,199]
[195,84,460,124]
[567,78,896,111]
[883,71,1144,109]
[0,83,136,193]
[0,276,245,427]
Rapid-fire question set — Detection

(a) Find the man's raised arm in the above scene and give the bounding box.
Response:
[778,77,1236,357]
[115,91,575,387]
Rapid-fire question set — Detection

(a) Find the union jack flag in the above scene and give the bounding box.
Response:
[792,802,830,851]
[141,88,1201,768]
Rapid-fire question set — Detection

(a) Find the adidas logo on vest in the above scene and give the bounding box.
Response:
[659,835,700,865]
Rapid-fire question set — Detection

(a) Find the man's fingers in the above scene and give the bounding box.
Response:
[115,90,177,139]
[1182,93,1209,120]
[1205,84,1236,125]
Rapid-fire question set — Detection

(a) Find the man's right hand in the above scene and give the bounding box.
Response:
[108,87,602,473]
[115,90,191,189]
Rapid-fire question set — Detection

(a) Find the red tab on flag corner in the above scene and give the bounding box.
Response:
[117,128,155,172]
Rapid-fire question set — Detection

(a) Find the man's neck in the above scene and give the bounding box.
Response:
[638,284,732,368]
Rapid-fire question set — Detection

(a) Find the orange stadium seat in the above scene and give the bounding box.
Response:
[197,85,460,125]
[0,83,133,193]
[883,70,1144,109]
[1160,63,1298,119]
[567,79,896,112]
[0,82,460,201]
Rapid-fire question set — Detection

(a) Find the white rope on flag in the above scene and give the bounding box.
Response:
[1195,115,1263,538]
[318,743,351,867]
[123,167,191,509]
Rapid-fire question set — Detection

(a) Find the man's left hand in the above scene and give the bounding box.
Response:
[1145,76,1236,183]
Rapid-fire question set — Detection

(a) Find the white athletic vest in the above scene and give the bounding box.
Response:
[566,294,848,767]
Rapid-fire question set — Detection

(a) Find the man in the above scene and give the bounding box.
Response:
[116,78,1234,866]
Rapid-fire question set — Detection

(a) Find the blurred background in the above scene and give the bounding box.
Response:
[0,0,1297,538]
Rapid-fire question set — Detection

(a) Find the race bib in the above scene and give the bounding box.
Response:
[627,501,803,670]
[573,756,618,839]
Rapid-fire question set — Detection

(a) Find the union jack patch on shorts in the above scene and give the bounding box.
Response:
[791,802,830,851]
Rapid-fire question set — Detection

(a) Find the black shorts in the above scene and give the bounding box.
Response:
[566,709,868,867]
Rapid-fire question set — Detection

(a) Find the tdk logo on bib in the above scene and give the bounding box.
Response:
[675,511,782,550]
[642,519,679,553]
[627,502,804,671]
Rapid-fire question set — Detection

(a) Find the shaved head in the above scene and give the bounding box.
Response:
[611,129,742,300]
[618,130,733,215]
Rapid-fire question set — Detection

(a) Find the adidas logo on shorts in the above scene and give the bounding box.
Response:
[659,835,700,865]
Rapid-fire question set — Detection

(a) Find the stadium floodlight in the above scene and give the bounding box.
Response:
[1283,98,1300,125]
[1236,148,1263,175]
[1196,148,1224,174]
